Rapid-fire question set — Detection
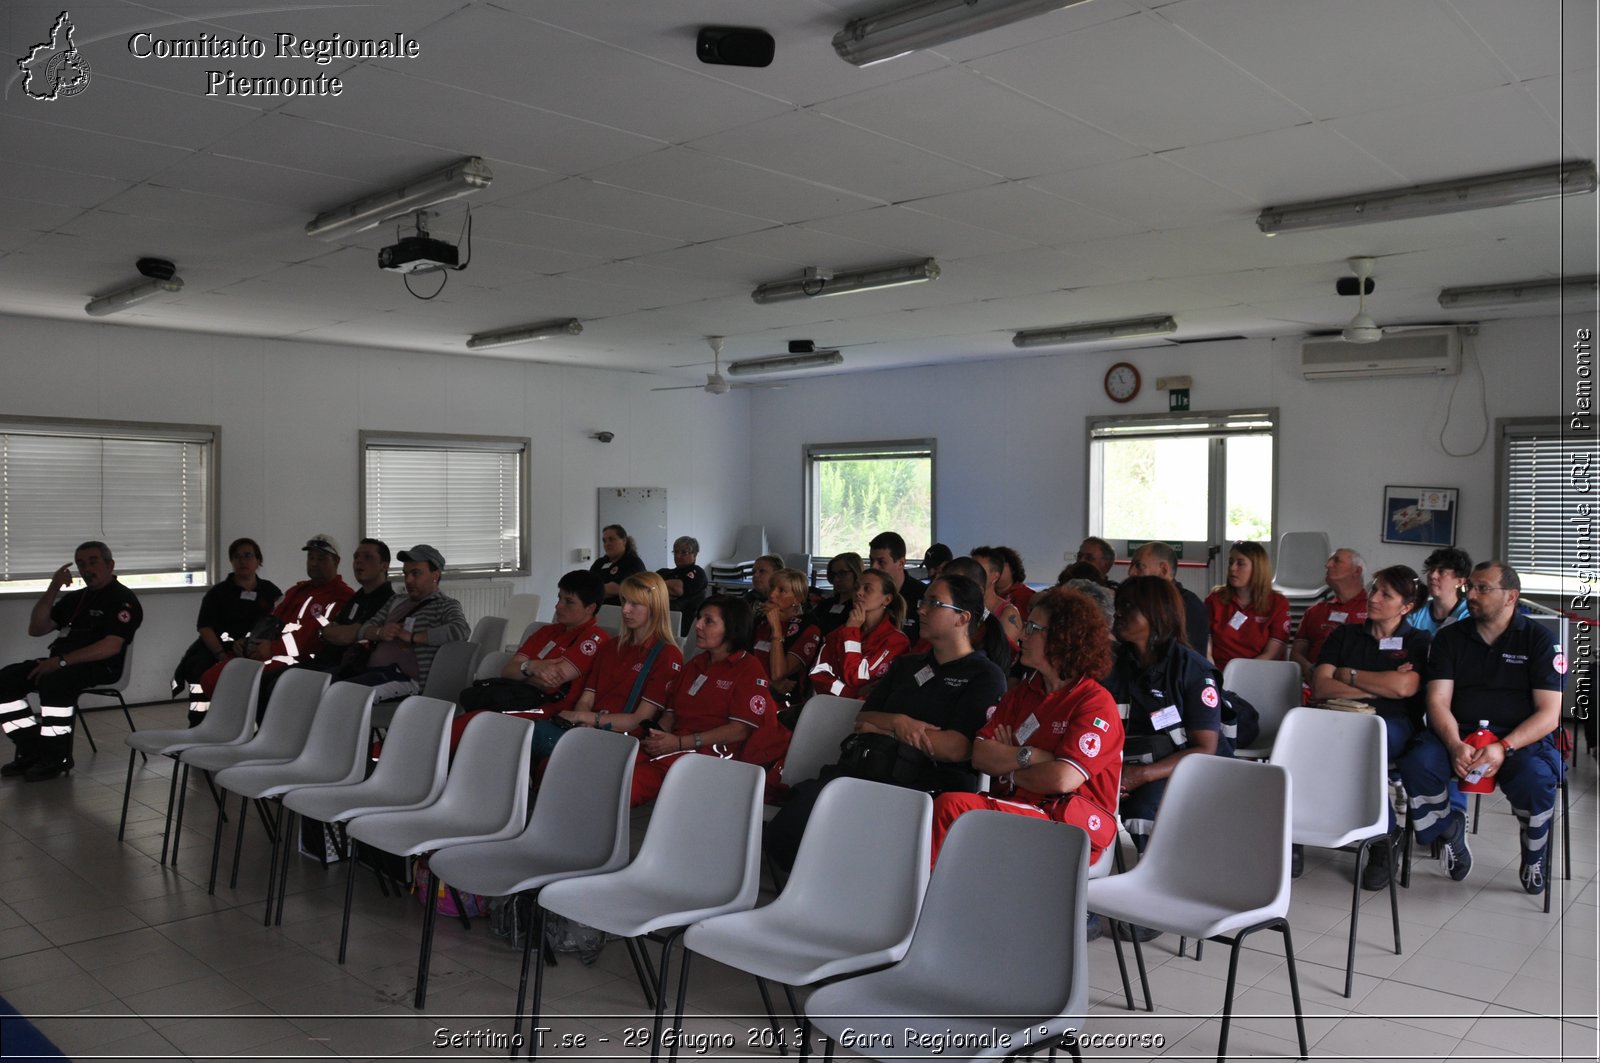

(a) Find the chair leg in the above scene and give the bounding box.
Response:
[171,763,192,866]
[262,802,283,927]
[1400,821,1413,889]
[625,937,659,1012]
[668,935,693,1063]
[754,977,787,1057]
[514,892,541,1059]
[526,901,551,1062]
[648,930,685,1063]
[1277,921,1308,1060]
[78,710,98,753]
[206,792,229,895]
[1471,792,1481,834]
[1562,776,1571,881]
[1106,919,1136,1011]
[1385,833,1402,957]
[116,695,138,741]
[339,844,359,964]
[158,758,182,865]
[1345,840,1367,998]
[118,748,137,841]
[228,794,250,889]
[415,872,440,1009]
[266,807,291,926]
[446,884,473,931]
[1128,925,1153,1012]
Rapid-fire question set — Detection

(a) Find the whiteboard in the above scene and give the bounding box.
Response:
[598,487,668,570]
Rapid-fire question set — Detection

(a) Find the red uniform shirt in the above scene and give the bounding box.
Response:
[264,576,354,663]
[1004,583,1036,613]
[753,615,823,674]
[516,619,609,713]
[981,673,1123,814]
[809,621,910,699]
[1295,592,1368,664]
[584,637,682,715]
[669,650,772,734]
[1206,591,1291,672]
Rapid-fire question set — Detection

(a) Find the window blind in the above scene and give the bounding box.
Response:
[1503,422,1595,576]
[363,436,527,575]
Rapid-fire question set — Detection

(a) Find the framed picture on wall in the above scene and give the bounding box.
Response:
[1381,486,1458,547]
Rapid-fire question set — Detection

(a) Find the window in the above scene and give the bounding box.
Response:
[0,417,215,594]
[1088,410,1276,579]
[1498,417,1593,592]
[805,440,934,562]
[361,431,529,577]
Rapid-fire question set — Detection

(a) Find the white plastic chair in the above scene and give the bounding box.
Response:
[118,657,264,863]
[423,727,640,1018]
[72,642,137,753]
[1272,531,1330,598]
[178,668,331,892]
[807,810,1089,1061]
[763,695,863,820]
[340,712,536,974]
[1086,756,1307,1063]
[1223,658,1303,760]
[688,778,931,1052]
[213,682,378,926]
[369,640,476,730]
[1274,708,1400,996]
[474,649,516,682]
[501,594,544,651]
[535,755,765,1062]
[596,604,623,635]
[469,614,507,652]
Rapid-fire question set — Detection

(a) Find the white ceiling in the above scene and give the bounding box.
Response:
[1,0,1594,381]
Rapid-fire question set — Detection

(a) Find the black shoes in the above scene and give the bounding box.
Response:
[22,755,73,782]
[1291,843,1305,879]
[1360,837,1395,891]
[1437,810,1473,882]
[1520,850,1548,895]
[0,751,37,778]
[1113,921,1162,943]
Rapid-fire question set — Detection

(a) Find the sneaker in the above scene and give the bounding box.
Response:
[1360,839,1392,892]
[0,752,37,778]
[1437,810,1472,882]
[1113,921,1162,943]
[1086,913,1104,942]
[1291,843,1305,879]
[1519,852,1548,895]
[22,755,73,782]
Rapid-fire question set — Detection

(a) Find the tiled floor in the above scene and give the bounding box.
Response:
[2,702,1597,1061]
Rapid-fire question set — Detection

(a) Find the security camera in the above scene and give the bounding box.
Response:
[593,431,615,443]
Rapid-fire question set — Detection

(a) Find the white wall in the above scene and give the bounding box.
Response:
[748,315,1568,588]
[0,314,752,701]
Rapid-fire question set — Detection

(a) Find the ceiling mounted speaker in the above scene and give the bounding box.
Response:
[696,27,775,67]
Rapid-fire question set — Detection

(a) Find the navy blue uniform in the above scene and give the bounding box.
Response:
[1399,614,1564,862]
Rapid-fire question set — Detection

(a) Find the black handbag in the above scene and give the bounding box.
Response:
[833,732,938,789]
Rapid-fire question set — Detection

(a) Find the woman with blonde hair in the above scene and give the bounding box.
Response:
[754,568,823,713]
[552,571,682,742]
[1205,540,1290,671]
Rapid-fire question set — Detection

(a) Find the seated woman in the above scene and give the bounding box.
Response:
[808,568,910,701]
[1411,546,1473,635]
[172,537,283,725]
[767,575,1007,871]
[1312,564,1431,890]
[630,595,777,806]
[755,568,823,719]
[1206,540,1291,671]
[591,523,646,604]
[541,572,682,758]
[1106,576,1226,856]
[938,555,1016,673]
[806,552,863,637]
[930,587,1123,866]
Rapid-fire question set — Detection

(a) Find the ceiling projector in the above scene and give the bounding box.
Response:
[378,235,459,273]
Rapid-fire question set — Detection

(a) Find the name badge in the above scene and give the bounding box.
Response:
[1150,705,1183,730]
[1329,611,1348,624]
[403,617,416,633]
[1379,636,1404,651]
[688,673,708,696]
[538,640,558,659]
[1015,713,1041,744]
[240,590,257,601]
[915,665,935,686]
[1229,610,1248,630]
[754,640,770,652]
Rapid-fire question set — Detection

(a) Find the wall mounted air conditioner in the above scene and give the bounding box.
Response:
[1300,328,1461,380]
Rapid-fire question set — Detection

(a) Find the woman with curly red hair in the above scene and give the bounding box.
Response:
[929,587,1124,866]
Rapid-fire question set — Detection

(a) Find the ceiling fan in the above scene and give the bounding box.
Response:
[1330,257,1461,344]
[651,336,786,394]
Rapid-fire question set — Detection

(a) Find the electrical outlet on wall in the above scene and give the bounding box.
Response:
[575,547,592,563]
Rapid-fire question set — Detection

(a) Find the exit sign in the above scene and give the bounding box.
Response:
[1169,388,1190,412]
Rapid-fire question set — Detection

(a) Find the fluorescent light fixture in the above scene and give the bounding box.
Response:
[727,350,844,376]
[1012,315,1177,348]
[833,0,1090,66]
[1257,162,1596,235]
[751,258,939,304]
[84,276,184,317]
[1437,275,1599,309]
[466,318,583,350]
[307,156,493,240]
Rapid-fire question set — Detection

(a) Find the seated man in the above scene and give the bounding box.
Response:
[1291,548,1367,687]
[347,545,469,701]
[190,534,354,721]
[657,535,708,635]
[304,537,396,675]
[1398,561,1565,891]
[1128,541,1208,656]
[1074,536,1120,587]
[1,541,142,781]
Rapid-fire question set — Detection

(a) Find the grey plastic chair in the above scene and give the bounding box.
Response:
[1086,756,1307,1063]
[473,648,516,682]
[118,657,264,863]
[1224,658,1303,760]
[536,755,765,1063]
[213,682,377,926]
[1272,531,1331,597]
[340,712,536,974]
[178,668,331,892]
[596,604,623,635]
[1274,708,1400,997]
[422,727,639,1017]
[689,778,931,1054]
[469,614,508,653]
[73,642,137,753]
[764,695,863,821]
[501,594,544,651]
[370,640,477,730]
[807,810,1088,1061]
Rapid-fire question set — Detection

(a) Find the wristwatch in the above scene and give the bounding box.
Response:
[519,660,531,677]
[692,733,703,751]
[1500,738,1516,754]
[1016,745,1034,768]
[57,657,69,669]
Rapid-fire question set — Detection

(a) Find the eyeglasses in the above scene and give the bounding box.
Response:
[919,598,967,616]
[1465,581,1506,595]
[1022,619,1046,637]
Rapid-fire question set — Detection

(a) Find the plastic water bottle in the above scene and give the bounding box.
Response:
[1459,720,1497,793]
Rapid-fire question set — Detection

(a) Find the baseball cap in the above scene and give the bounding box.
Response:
[302,533,341,557]
[398,544,446,570]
